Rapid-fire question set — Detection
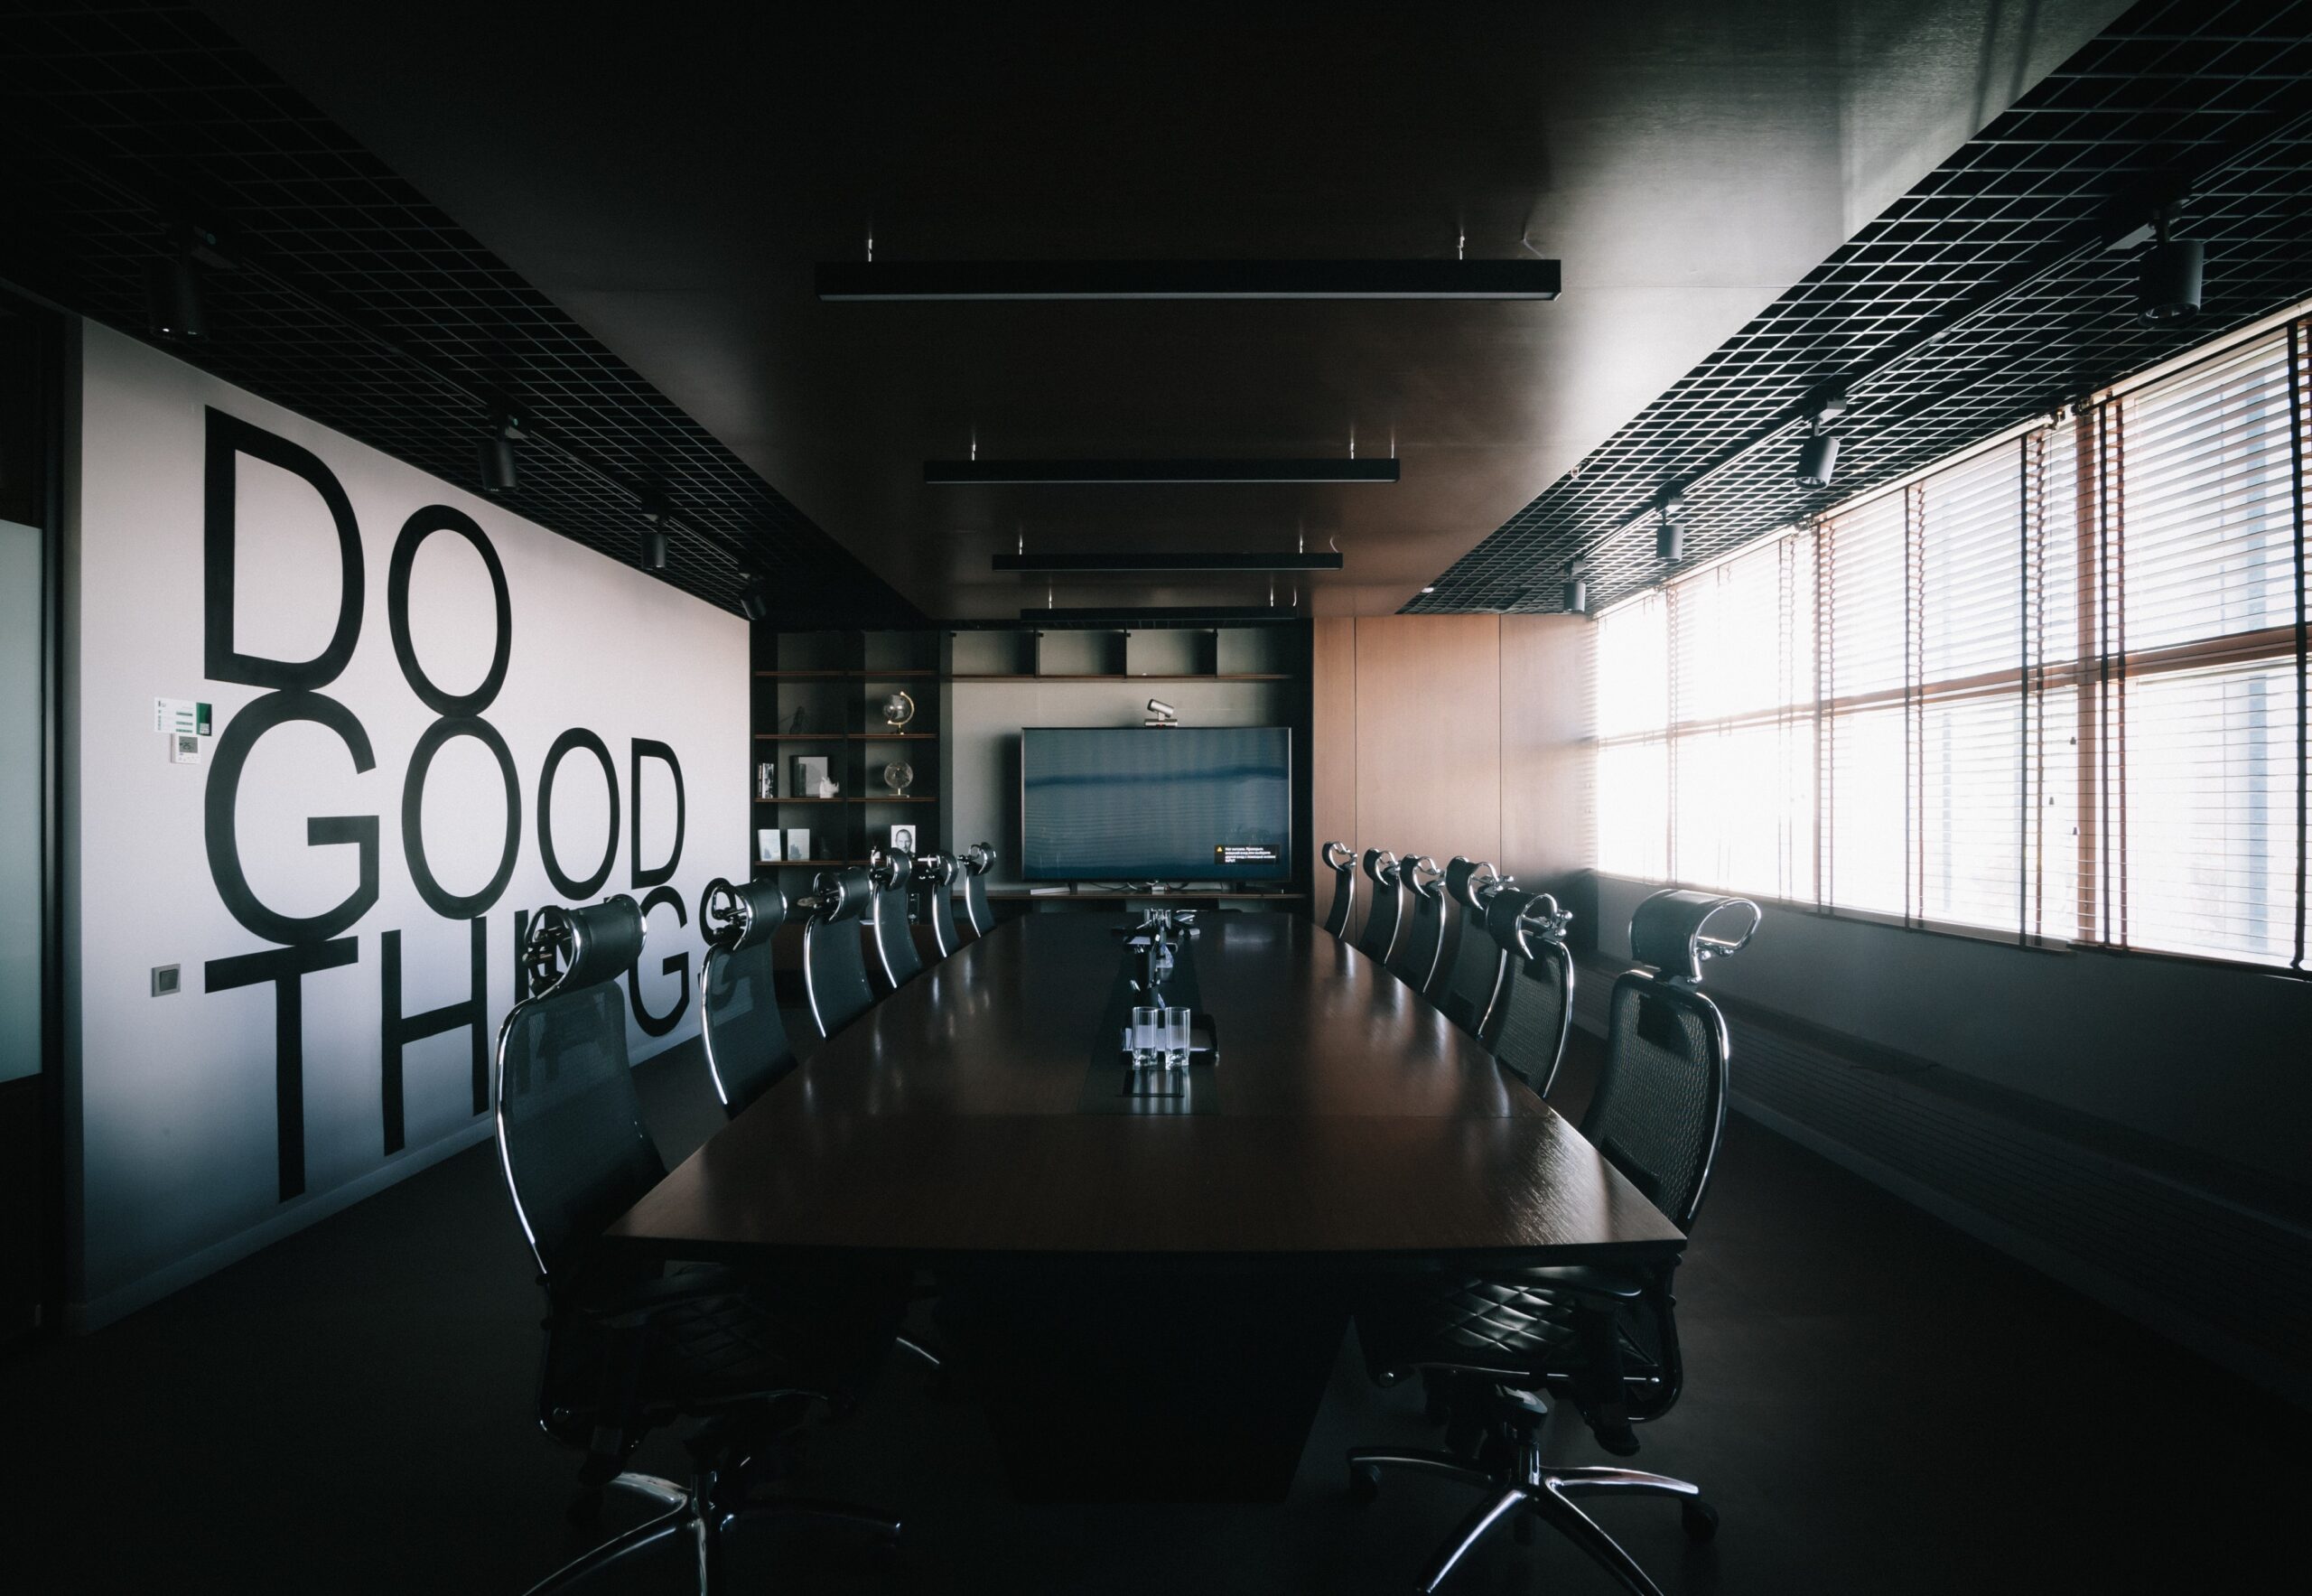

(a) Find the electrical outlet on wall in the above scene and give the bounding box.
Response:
[151,964,181,996]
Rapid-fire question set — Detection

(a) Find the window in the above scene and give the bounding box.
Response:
[1594,312,2311,971]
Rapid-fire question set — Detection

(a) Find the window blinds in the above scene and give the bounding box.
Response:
[1593,312,2311,972]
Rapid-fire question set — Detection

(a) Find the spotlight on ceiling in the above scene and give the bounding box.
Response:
[739,574,770,623]
[145,245,206,342]
[1562,564,1589,614]
[638,484,669,570]
[2138,205,2203,323]
[1795,381,1849,489]
[1655,484,1686,563]
[1796,432,1841,489]
[478,400,523,495]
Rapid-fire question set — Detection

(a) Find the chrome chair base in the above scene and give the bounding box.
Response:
[524,1470,900,1595]
[1347,1391,1715,1596]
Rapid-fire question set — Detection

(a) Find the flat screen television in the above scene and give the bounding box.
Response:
[1021,725,1292,882]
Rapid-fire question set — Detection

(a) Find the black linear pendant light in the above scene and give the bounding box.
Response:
[820,258,1561,302]
[993,550,1343,573]
[928,457,1397,485]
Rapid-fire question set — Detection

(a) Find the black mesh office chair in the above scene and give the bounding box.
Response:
[1478,887,1577,1097]
[956,842,997,940]
[1354,848,1403,963]
[1435,859,1511,1036]
[494,897,901,1593]
[697,876,797,1119]
[1346,889,1760,1596]
[866,846,924,992]
[1385,854,1450,991]
[1321,840,1358,938]
[799,866,878,1039]
[910,852,963,958]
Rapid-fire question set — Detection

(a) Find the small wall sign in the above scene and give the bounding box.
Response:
[154,696,212,737]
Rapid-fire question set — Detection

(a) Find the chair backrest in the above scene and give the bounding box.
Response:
[1436,857,1510,1035]
[868,846,924,991]
[800,865,878,1038]
[1384,854,1449,990]
[697,875,797,1118]
[1586,889,1758,1231]
[956,841,997,938]
[1353,848,1403,962]
[492,896,664,1287]
[911,852,962,958]
[1479,887,1577,1097]
[1320,840,1357,938]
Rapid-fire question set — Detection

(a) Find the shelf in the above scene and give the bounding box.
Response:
[945,673,1292,683]
[755,858,874,870]
[989,888,1308,901]
[755,732,937,742]
[754,795,939,805]
[755,668,938,679]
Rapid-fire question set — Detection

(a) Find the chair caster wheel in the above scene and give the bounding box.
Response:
[1682,1499,1720,1542]
[1348,1465,1379,1507]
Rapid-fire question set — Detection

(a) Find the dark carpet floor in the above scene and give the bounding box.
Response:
[5,1026,2304,1594]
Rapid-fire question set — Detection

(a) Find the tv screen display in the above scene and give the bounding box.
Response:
[1021,726,1292,882]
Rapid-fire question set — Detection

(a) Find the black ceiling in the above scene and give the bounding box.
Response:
[1412,0,2312,616]
[182,0,2134,621]
[0,2,920,626]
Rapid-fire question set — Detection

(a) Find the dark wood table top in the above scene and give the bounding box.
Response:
[606,914,1685,1265]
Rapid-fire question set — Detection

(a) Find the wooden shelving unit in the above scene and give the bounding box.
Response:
[751,630,943,884]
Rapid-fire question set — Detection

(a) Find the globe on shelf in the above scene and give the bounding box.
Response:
[881,690,916,730]
[882,761,915,797]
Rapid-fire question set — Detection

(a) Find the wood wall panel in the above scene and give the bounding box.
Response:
[1351,615,1501,874]
[1500,614,1596,889]
[1310,617,1359,930]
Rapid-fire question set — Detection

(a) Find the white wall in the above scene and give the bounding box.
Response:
[67,324,747,1324]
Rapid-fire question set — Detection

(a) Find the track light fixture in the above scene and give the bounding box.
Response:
[638,483,669,570]
[1794,380,1848,489]
[739,574,770,622]
[1655,485,1686,563]
[478,400,523,495]
[1562,563,1589,614]
[2137,204,2203,323]
[145,225,214,341]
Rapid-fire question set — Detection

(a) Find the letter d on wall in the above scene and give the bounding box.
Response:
[205,408,365,689]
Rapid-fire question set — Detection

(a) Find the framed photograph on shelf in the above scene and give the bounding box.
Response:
[755,827,780,864]
[888,823,918,854]
[784,828,812,863]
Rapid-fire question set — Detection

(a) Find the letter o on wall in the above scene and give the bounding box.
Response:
[402,716,522,918]
[387,505,512,716]
[537,728,620,900]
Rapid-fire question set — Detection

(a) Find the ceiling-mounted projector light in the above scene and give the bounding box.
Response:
[1562,564,1589,614]
[2138,205,2203,322]
[145,249,205,341]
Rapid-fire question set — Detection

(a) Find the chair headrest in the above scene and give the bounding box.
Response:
[1629,889,1760,984]
[912,852,956,884]
[960,841,997,876]
[524,895,643,996]
[1484,887,1573,960]
[1444,857,1510,910]
[701,875,786,954]
[1361,847,1399,886]
[1403,854,1445,899]
[872,845,914,887]
[808,866,876,924]
[1322,840,1356,873]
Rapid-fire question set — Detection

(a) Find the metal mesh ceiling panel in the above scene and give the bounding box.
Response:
[0,2,920,627]
[1411,0,2312,617]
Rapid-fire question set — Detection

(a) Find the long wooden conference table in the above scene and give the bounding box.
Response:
[606,911,1683,1500]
